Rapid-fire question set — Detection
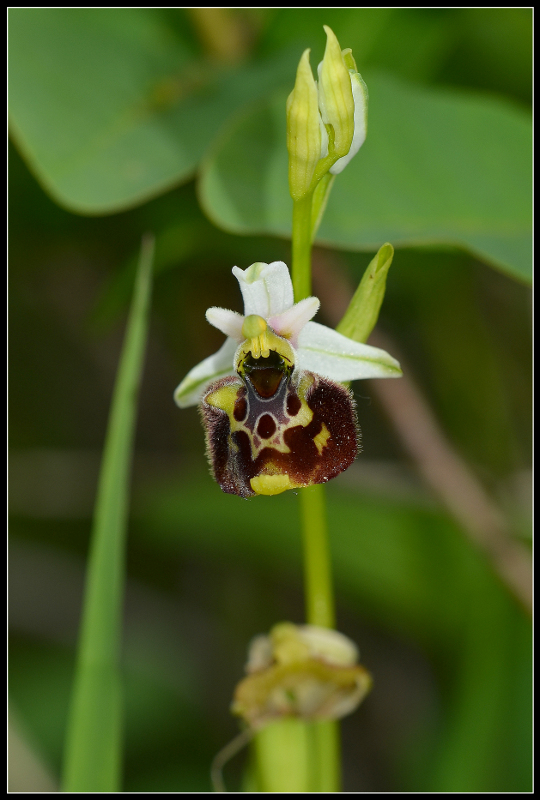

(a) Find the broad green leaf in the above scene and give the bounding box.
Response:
[199,73,532,283]
[8,8,297,214]
[62,237,153,791]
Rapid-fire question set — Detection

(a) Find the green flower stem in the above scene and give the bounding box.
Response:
[293,181,340,794]
[61,235,154,792]
[314,719,341,792]
[292,194,314,300]
[299,484,340,793]
[292,190,336,635]
[254,718,341,792]
[299,483,335,628]
[255,719,311,792]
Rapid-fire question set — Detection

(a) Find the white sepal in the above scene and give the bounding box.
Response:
[297,321,401,381]
[174,338,237,408]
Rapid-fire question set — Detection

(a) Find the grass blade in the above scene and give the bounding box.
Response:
[61,234,154,791]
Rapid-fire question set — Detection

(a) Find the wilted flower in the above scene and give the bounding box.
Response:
[232,622,372,728]
[174,261,400,498]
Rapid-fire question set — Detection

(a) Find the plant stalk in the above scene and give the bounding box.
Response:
[293,188,340,793]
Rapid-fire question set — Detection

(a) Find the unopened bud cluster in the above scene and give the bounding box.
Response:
[287,26,368,200]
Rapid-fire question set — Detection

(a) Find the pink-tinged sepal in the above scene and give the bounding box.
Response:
[201,365,359,498]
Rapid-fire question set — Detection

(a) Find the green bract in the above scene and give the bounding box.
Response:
[337,243,394,343]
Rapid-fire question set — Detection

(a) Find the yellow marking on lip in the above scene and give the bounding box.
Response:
[313,423,331,454]
[243,426,291,460]
[250,474,293,495]
[290,373,315,428]
[293,402,313,428]
[205,384,240,414]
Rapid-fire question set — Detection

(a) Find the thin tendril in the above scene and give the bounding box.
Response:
[210,727,254,792]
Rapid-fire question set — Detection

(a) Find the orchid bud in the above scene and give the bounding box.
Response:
[330,48,368,175]
[317,26,355,161]
[316,28,368,176]
[287,49,328,201]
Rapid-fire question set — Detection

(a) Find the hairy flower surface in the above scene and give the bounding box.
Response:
[174,261,400,497]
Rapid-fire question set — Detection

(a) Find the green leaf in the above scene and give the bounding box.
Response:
[199,73,532,283]
[337,243,394,344]
[8,8,298,215]
[61,236,153,791]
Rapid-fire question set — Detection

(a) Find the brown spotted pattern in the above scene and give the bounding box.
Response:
[201,365,359,498]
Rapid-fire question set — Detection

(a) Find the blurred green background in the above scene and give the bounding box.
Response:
[9,8,531,792]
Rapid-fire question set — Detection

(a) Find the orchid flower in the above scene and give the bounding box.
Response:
[174,261,401,498]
